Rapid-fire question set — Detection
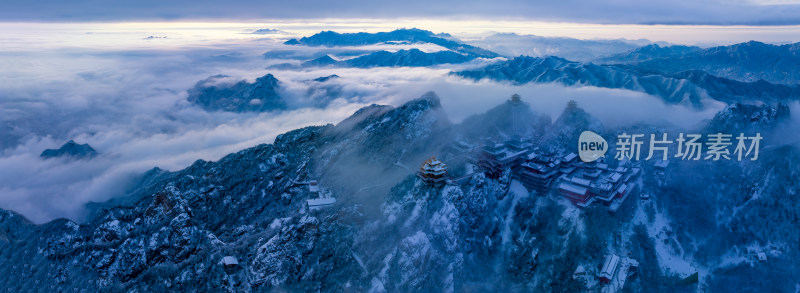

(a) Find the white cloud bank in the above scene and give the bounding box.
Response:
[0,29,723,223]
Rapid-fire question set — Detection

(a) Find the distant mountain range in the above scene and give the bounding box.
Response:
[269,49,476,70]
[594,44,702,64]
[280,29,800,85]
[284,28,499,58]
[598,41,800,85]
[465,33,658,62]
[263,48,372,62]
[452,56,800,108]
[275,31,800,108]
[251,28,282,35]
[343,49,474,67]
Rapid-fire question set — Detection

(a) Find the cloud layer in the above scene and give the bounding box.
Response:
[0,29,726,223]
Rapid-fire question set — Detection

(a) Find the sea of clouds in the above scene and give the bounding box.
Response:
[0,26,727,223]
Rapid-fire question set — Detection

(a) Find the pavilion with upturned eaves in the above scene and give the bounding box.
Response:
[418,156,447,186]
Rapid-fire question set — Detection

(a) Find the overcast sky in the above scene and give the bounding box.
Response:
[2,0,800,25]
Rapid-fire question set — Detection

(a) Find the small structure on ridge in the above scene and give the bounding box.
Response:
[306,198,336,211]
[418,156,447,186]
[221,256,239,269]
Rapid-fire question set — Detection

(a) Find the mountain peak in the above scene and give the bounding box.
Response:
[740,40,768,47]
[458,93,550,141]
[302,55,336,67]
[707,102,791,133]
[187,73,285,112]
[311,74,339,82]
[333,104,394,134]
[40,140,98,160]
[555,100,596,127]
[355,92,449,141]
[417,91,441,106]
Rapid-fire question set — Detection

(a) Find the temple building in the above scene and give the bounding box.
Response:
[475,142,529,176]
[517,152,571,194]
[471,135,639,212]
[518,160,559,194]
[598,254,620,283]
[557,176,594,207]
[596,254,639,291]
[418,156,448,185]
